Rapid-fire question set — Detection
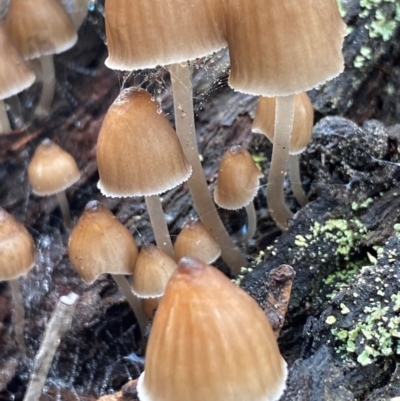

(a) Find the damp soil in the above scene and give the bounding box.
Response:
[1,1,400,400]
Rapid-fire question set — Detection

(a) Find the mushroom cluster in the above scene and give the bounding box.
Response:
[0,0,348,399]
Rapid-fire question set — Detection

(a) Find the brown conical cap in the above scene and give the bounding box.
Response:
[68,201,139,284]
[132,244,177,299]
[105,0,226,70]
[226,0,346,96]
[214,145,263,210]
[0,25,35,99]
[5,0,77,59]
[28,139,81,196]
[174,220,221,264]
[137,257,287,401]
[0,208,36,280]
[97,88,192,197]
[253,92,314,154]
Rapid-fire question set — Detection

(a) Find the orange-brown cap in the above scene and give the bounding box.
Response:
[252,92,314,155]
[137,257,287,401]
[0,208,36,281]
[132,244,177,298]
[5,0,77,60]
[0,25,35,100]
[174,220,221,264]
[214,145,263,210]
[28,139,81,196]
[97,88,192,197]
[105,0,226,70]
[226,0,346,96]
[68,201,139,284]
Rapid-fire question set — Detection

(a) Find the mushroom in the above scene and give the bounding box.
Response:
[68,200,148,335]
[28,138,80,229]
[132,244,177,299]
[214,146,263,241]
[0,207,36,352]
[97,88,192,259]
[224,0,346,229]
[137,257,287,401]
[104,0,247,274]
[5,0,77,116]
[174,219,221,264]
[253,92,314,207]
[0,24,35,134]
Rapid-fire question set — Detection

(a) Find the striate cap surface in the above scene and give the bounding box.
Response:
[105,0,226,70]
[0,25,35,100]
[68,200,139,284]
[5,0,77,59]
[97,88,192,197]
[137,257,287,401]
[0,207,36,280]
[28,138,81,196]
[226,0,346,96]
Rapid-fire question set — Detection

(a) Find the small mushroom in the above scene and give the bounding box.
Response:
[0,207,36,352]
[214,146,263,241]
[0,25,35,134]
[5,0,77,116]
[137,257,287,401]
[97,88,192,259]
[68,200,147,335]
[253,92,314,207]
[174,219,221,264]
[28,138,80,229]
[132,244,177,299]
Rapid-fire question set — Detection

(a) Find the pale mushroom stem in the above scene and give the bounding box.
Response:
[288,154,308,207]
[56,191,73,229]
[111,274,148,337]
[168,63,247,275]
[9,278,26,352]
[0,99,11,134]
[267,95,295,230]
[145,195,175,259]
[243,202,257,242]
[36,55,56,117]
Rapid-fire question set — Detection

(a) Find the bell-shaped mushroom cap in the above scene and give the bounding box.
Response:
[5,0,77,60]
[0,25,35,100]
[105,0,226,71]
[137,257,287,401]
[97,88,192,197]
[226,0,346,96]
[132,244,177,299]
[214,145,263,210]
[174,220,221,264]
[68,201,139,284]
[252,92,314,155]
[28,139,81,196]
[0,208,36,281]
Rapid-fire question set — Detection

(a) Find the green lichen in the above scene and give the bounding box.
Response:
[353,0,400,69]
[330,293,400,366]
